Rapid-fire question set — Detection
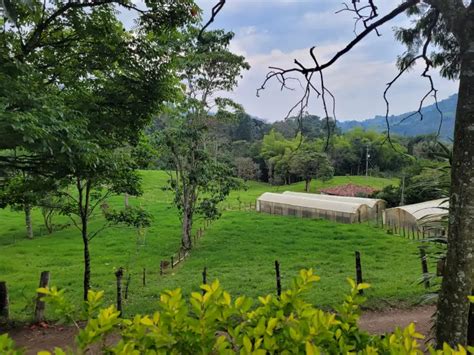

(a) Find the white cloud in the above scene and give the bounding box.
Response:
[197,0,459,121]
[225,42,458,122]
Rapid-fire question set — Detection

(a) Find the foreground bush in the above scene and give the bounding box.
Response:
[1,269,472,354]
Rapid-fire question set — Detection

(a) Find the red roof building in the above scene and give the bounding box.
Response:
[319,183,378,197]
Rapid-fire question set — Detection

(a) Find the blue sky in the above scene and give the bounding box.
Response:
[195,0,459,122]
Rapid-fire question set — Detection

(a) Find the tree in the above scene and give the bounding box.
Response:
[234,157,260,181]
[157,27,249,251]
[254,0,474,347]
[0,172,57,238]
[158,110,242,250]
[0,0,195,300]
[260,130,301,184]
[289,148,334,192]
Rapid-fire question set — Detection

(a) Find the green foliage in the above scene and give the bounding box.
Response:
[0,333,23,355]
[104,206,153,230]
[271,114,339,139]
[373,185,401,208]
[289,147,334,190]
[234,157,260,181]
[36,286,77,325]
[155,23,249,250]
[8,270,473,354]
[261,130,302,184]
[0,0,197,298]
[395,7,460,80]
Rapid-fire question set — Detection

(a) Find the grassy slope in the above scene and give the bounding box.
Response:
[0,171,425,321]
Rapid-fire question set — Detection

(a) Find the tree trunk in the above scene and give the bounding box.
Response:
[305,178,311,192]
[82,219,91,301]
[24,203,33,239]
[436,45,474,347]
[79,179,92,301]
[181,206,193,251]
[124,193,129,208]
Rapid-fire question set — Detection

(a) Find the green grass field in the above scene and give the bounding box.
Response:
[0,171,427,322]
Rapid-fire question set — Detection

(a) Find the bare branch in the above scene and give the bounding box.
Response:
[258,0,419,97]
[337,0,381,36]
[198,0,226,41]
[382,9,442,147]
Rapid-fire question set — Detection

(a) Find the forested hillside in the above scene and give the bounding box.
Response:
[335,95,456,139]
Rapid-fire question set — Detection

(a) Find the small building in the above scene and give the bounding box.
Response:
[383,198,448,236]
[282,191,386,221]
[256,192,370,224]
[319,183,378,197]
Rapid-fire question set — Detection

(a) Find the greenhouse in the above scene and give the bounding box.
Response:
[282,191,386,221]
[256,192,370,224]
[383,198,449,236]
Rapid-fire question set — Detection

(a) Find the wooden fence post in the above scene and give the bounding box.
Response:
[419,247,430,289]
[355,252,364,295]
[202,267,207,295]
[35,271,50,322]
[142,268,146,286]
[160,261,163,276]
[115,267,124,316]
[0,281,9,323]
[275,260,282,297]
[171,256,174,268]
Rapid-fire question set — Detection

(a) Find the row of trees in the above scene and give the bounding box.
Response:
[187,110,447,192]
[0,0,253,301]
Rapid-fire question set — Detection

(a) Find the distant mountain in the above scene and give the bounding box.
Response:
[338,94,457,139]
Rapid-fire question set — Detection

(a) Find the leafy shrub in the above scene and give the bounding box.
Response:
[3,269,472,354]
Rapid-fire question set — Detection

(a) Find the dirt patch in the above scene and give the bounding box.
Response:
[4,306,436,354]
[359,305,435,338]
[6,324,79,355]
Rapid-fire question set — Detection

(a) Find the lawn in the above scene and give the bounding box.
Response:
[0,170,427,322]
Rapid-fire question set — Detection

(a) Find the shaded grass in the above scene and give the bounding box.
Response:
[0,170,424,322]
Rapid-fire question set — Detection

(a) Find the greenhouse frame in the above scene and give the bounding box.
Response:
[256,192,370,224]
[282,191,386,221]
[383,198,449,236]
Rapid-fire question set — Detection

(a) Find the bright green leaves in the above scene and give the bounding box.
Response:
[0,333,22,355]
[76,306,121,350]
[4,269,470,353]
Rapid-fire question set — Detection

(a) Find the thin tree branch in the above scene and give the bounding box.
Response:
[198,0,226,41]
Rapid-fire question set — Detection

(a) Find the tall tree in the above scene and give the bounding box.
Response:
[157,27,249,251]
[255,0,474,347]
[289,148,334,192]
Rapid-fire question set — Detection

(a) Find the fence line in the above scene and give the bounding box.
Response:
[159,219,214,276]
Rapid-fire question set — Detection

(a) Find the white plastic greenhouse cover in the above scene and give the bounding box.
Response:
[257,192,366,214]
[395,198,448,221]
[282,191,384,208]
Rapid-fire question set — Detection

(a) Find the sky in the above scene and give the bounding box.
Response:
[194,0,460,122]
